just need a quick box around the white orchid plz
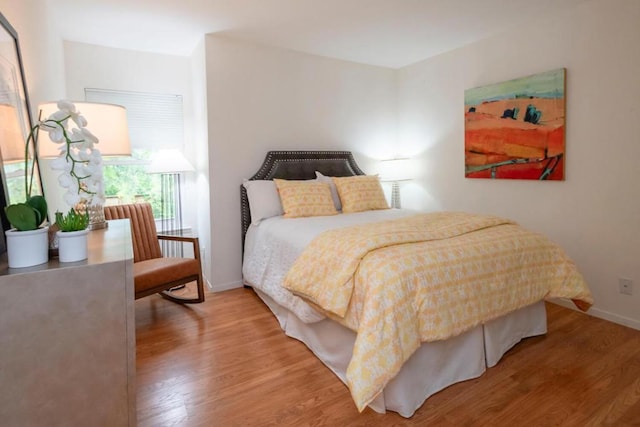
[39,119,66,143]
[80,127,98,146]
[56,99,88,129]
[70,127,98,150]
[50,154,72,171]
[57,173,74,188]
[63,191,82,207]
[39,100,104,209]
[88,149,102,164]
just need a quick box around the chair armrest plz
[157,234,198,243]
[157,235,201,260]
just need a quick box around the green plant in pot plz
[55,208,90,263]
[3,114,49,268]
[4,112,48,231]
[55,208,90,232]
[38,100,103,262]
[5,196,47,231]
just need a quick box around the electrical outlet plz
[619,278,633,296]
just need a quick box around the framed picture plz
[0,12,45,253]
[464,68,566,180]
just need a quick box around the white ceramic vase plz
[57,229,89,263]
[5,227,49,268]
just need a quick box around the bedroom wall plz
[397,0,640,328]
[189,38,212,288]
[205,35,397,291]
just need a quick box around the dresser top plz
[0,219,133,276]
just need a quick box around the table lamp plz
[146,148,194,256]
[0,104,27,163]
[379,158,412,209]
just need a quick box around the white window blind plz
[84,88,183,151]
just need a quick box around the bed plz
[240,150,592,418]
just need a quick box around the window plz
[84,89,184,220]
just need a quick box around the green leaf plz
[26,195,48,227]
[5,204,38,231]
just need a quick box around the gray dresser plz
[0,219,136,426]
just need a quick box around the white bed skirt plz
[254,288,547,418]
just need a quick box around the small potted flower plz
[4,116,49,268]
[55,208,90,262]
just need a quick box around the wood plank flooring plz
[135,288,640,426]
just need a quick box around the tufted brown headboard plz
[240,150,365,250]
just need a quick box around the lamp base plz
[391,181,401,209]
[88,219,108,230]
[75,201,108,230]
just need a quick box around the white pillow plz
[315,171,342,211]
[243,179,283,225]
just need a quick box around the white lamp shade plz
[379,158,412,182]
[0,103,27,162]
[37,102,131,158]
[146,148,194,174]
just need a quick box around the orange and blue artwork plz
[464,68,566,180]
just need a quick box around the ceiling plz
[47,0,588,69]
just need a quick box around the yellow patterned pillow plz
[332,175,389,213]
[274,179,338,218]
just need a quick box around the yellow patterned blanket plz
[283,212,592,412]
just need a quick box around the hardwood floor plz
[135,288,640,426]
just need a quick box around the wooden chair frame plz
[144,234,205,303]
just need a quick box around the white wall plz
[189,38,212,288]
[397,0,640,328]
[205,35,397,291]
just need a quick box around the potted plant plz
[4,100,103,267]
[40,100,103,224]
[55,208,90,262]
[39,100,103,256]
[4,120,49,268]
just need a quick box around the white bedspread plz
[242,209,418,323]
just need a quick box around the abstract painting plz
[464,68,566,180]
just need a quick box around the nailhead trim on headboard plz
[240,150,365,252]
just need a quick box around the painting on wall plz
[464,68,566,180]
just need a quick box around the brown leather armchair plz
[104,203,205,303]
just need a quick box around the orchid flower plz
[39,100,104,209]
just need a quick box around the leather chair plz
[104,203,205,303]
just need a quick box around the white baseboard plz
[210,280,244,293]
[549,299,640,331]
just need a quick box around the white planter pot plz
[5,227,49,268]
[57,229,89,263]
